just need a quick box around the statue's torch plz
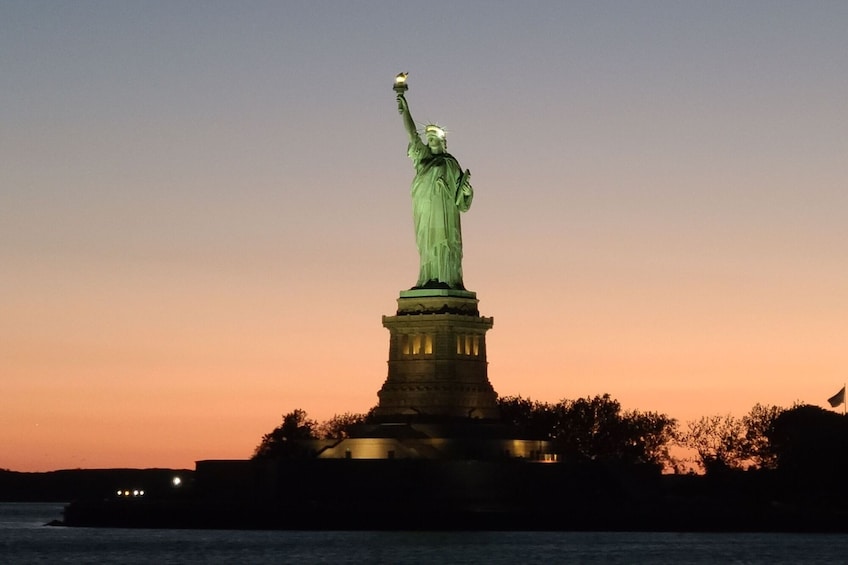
[394,73,408,114]
[393,72,409,94]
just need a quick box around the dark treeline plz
[248,396,848,529]
[253,395,848,485]
[497,394,675,468]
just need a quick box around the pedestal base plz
[374,289,499,420]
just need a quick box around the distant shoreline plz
[6,464,847,533]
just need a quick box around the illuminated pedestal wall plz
[310,289,554,460]
[373,289,500,420]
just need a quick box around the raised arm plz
[397,94,419,144]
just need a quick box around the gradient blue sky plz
[2,1,847,471]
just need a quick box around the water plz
[2,503,848,564]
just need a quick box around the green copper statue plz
[395,73,473,290]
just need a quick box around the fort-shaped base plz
[374,289,499,420]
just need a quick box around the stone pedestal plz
[374,289,499,420]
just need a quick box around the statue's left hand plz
[460,169,472,195]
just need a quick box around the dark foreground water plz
[2,503,848,564]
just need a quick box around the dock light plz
[172,476,182,487]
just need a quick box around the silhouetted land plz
[0,468,193,503]
[8,402,848,531]
[6,462,848,532]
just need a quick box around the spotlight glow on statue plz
[395,73,473,290]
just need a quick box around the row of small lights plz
[116,489,144,497]
[116,476,182,498]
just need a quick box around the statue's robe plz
[408,137,473,288]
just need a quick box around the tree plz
[677,404,787,474]
[617,409,678,468]
[678,414,749,473]
[497,396,560,440]
[252,409,318,459]
[497,394,678,468]
[553,395,621,461]
[553,394,677,468]
[742,403,784,469]
[316,412,368,440]
[766,404,848,484]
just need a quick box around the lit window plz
[402,334,433,355]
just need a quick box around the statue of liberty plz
[395,74,473,290]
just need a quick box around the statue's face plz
[426,133,445,153]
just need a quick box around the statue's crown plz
[425,124,446,139]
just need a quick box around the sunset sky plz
[2,1,846,472]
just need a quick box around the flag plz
[827,386,845,408]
